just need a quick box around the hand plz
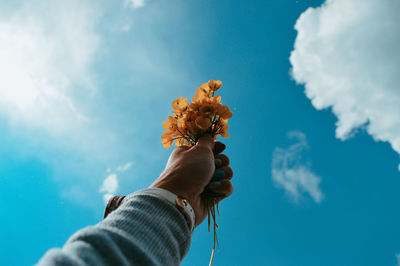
[150,135,234,227]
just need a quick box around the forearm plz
[37,189,192,266]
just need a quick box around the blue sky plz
[1,0,400,265]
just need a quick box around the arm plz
[37,136,233,266]
[38,190,191,266]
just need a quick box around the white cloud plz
[272,131,323,203]
[397,254,400,266]
[290,0,400,170]
[99,162,132,203]
[117,161,133,172]
[125,0,145,9]
[100,173,119,204]
[100,174,118,194]
[121,24,132,32]
[0,0,191,208]
[0,0,99,135]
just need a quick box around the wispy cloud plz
[0,0,99,136]
[290,0,400,170]
[117,162,134,172]
[0,0,190,208]
[125,0,145,9]
[0,1,123,208]
[397,254,400,266]
[271,131,323,203]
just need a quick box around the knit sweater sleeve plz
[37,189,192,266]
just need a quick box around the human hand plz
[150,135,233,227]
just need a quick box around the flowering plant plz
[161,80,232,265]
[161,80,232,149]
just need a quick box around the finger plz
[214,154,230,167]
[206,179,234,199]
[213,141,226,155]
[196,135,215,151]
[212,166,233,180]
[201,189,225,199]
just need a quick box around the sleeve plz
[37,189,192,266]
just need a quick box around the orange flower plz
[192,93,204,104]
[161,131,175,149]
[192,83,212,103]
[162,116,178,130]
[199,103,217,118]
[219,124,230,138]
[217,105,233,119]
[161,137,173,149]
[172,97,189,112]
[162,79,231,148]
[208,80,222,91]
[195,116,212,130]
[220,131,230,138]
[181,110,196,126]
[199,82,212,94]
[208,95,221,104]
[175,138,188,147]
[219,118,228,125]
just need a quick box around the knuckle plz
[215,154,230,166]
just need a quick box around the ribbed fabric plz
[37,189,192,266]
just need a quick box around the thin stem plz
[207,201,211,232]
[208,198,220,266]
[188,133,197,145]
[176,128,195,145]
[212,118,222,136]
[209,248,215,266]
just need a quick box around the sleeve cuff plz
[125,188,195,233]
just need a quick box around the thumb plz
[196,135,215,151]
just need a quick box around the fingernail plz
[208,181,221,189]
[213,170,225,180]
[215,159,222,167]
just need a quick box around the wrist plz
[150,172,199,208]
[144,187,195,233]
[150,182,201,226]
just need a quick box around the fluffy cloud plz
[100,162,133,203]
[0,0,99,135]
[100,174,119,204]
[272,131,323,203]
[290,0,400,170]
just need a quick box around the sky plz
[0,0,399,265]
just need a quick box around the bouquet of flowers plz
[161,80,232,265]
